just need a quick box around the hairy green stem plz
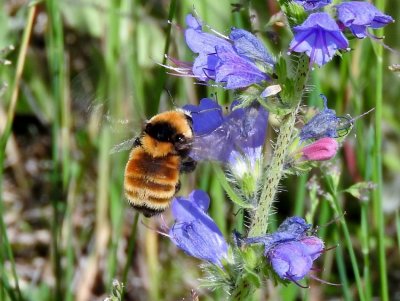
[249,55,309,237]
[249,109,298,237]
[230,54,309,300]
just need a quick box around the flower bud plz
[301,137,338,161]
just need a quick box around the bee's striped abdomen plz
[124,147,180,216]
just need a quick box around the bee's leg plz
[175,180,181,193]
[180,157,197,173]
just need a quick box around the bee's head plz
[141,111,193,157]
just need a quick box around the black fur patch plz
[145,121,177,142]
[131,204,165,217]
[180,157,197,173]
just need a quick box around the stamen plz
[287,275,309,288]
[309,274,341,286]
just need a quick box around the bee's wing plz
[109,138,139,154]
[190,126,232,162]
[71,69,145,153]
[190,104,268,163]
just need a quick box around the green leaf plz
[343,181,376,202]
[213,164,254,209]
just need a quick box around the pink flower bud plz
[301,137,338,161]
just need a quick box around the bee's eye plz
[175,134,185,143]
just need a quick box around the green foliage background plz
[0,0,399,300]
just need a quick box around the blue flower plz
[244,216,312,251]
[294,0,332,11]
[214,45,271,89]
[183,98,224,135]
[184,14,274,89]
[336,1,394,39]
[268,236,324,282]
[289,12,349,66]
[242,217,324,283]
[183,99,268,163]
[299,95,342,141]
[229,28,275,70]
[169,190,228,266]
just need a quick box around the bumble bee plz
[124,110,196,217]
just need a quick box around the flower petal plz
[299,95,340,140]
[336,2,394,38]
[289,13,349,66]
[187,100,268,162]
[294,0,332,11]
[184,14,231,54]
[192,53,218,81]
[215,46,269,89]
[229,28,275,67]
[268,241,313,281]
[169,219,227,266]
[183,98,224,135]
[300,236,324,260]
[169,190,228,266]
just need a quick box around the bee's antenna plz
[165,89,177,108]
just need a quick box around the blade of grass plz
[63,162,80,301]
[293,174,307,216]
[360,202,372,301]
[96,126,112,280]
[148,0,177,115]
[329,193,365,301]
[146,224,160,301]
[127,0,145,119]
[371,0,388,299]
[46,0,67,297]
[396,210,400,255]
[104,0,123,288]
[0,274,18,301]
[122,212,139,297]
[0,4,37,301]
[334,230,353,301]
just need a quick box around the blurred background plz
[0,0,399,300]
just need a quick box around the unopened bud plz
[301,137,338,161]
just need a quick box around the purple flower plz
[229,28,275,68]
[289,12,349,66]
[336,1,394,39]
[184,14,273,89]
[169,190,228,266]
[301,137,339,161]
[244,216,312,251]
[243,217,324,283]
[268,236,324,282]
[294,0,332,11]
[183,99,268,163]
[299,95,342,141]
[214,45,270,89]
